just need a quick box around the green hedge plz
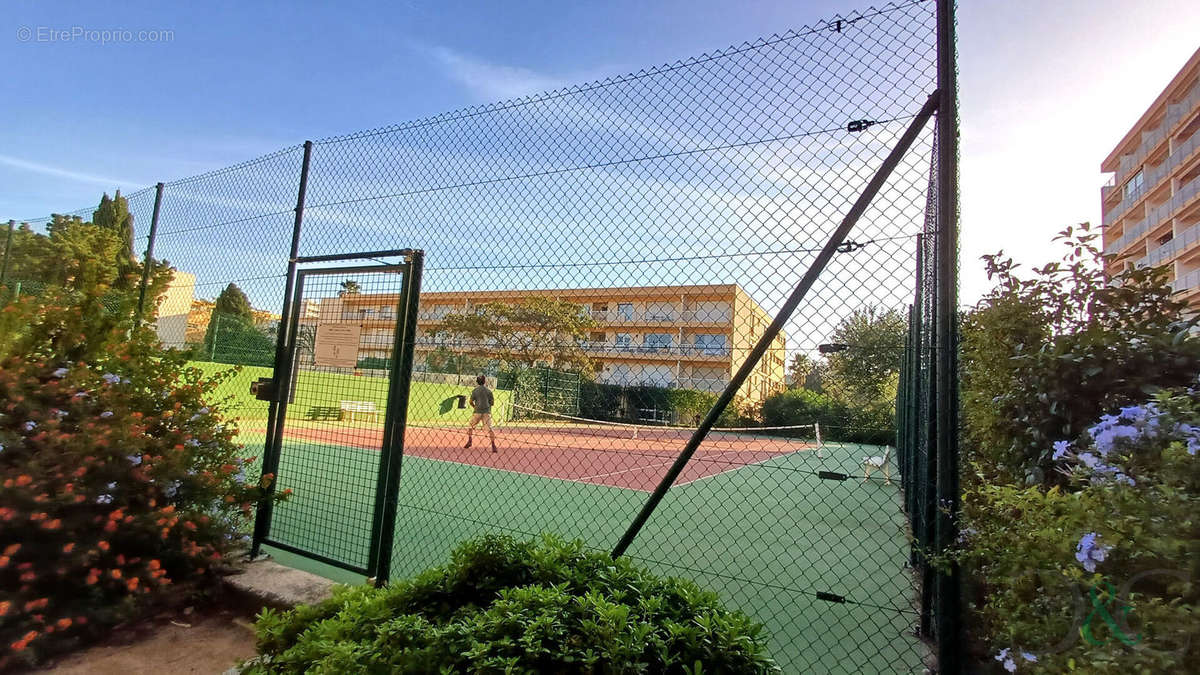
[760,388,893,445]
[579,381,744,427]
[247,535,778,673]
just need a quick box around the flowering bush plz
[957,389,1200,672]
[0,289,285,668]
[961,224,1200,486]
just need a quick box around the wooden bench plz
[340,400,381,423]
[307,406,342,421]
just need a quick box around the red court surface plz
[261,423,814,492]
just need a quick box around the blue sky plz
[3,0,1199,310]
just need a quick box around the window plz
[617,303,634,320]
[646,302,675,321]
[1124,170,1145,202]
[644,333,673,352]
[615,333,632,350]
[693,333,726,355]
[590,332,606,342]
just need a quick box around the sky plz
[2,0,1199,306]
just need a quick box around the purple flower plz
[1020,651,1037,663]
[73,391,88,399]
[52,409,67,419]
[52,367,69,378]
[1052,440,1070,460]
[165,480,182,498]
[102,373,120,385]
[1078,452,1100,469]
[100,411,114,419]
[1118,405,1149,422]
[126,454,143,466]
[96,494,113,505]
[994,648,1016,673]
[1075,532,1111,573]
[22,421,37,432]
[106,482,117,490]
[1090,424,1139,457]
[0,443,5,454]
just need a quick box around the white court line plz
[673,447,812,488]
[575,461,675,481]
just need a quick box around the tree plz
[440,298,597,374]
[786,352,826,391]
[93,189,135,265]
[1,195,173,317]
[822,305,906,405]
[339,279,361,297]
[203,283,272,364]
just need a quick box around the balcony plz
[1110,79,1200,188]
[585,309,731,325]
[1104,129,1200,228]
[1134,174,1200,268]
[581,342,731,360]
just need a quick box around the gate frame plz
[250,249,424,580]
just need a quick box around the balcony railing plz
[1134,173,1200,268]
[1110,79,1200,189]
[1105,129,1200,228]
[584,309,732,323]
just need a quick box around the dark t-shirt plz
[470,385,494,414]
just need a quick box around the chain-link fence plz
[3,0,962,671]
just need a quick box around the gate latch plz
[250,377,275,401]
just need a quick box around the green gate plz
[251,250,423,582]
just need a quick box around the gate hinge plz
[846,119,877,133]
[836,240,864,253]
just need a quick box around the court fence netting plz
[2,0,963,671]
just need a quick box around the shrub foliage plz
[248,535,778,673]
[0,287,283,668]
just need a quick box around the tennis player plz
[464,374,497,453]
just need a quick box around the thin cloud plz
[420,44,608,101]
[0,153,145,190]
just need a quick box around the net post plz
[814,422,824,458]
[611,92,940,560]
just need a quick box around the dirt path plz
[41,608,257,675]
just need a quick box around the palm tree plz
[338,279,361,297]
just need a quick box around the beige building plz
[152,269,196,348]
[1101,47,1200,307]
[316,284,787,404]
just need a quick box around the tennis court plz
[242,407,923,672]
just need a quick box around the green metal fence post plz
[134,183,165,324]
[0,220,14,285]
[934,0,962,671]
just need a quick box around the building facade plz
[316,284,787,404]
[1101,48,1200,306]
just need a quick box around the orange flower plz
[160,528,169,540]
[19,572,35,582]
[3,544,19,556]
[74,494,86,503]
[72,467,87,478]
[85,571,99,586]
[98,541,110,551]
[110,569,122,579]
[43,519,62,530]
[126,578,138,591]
[116,554,126,565]
[56,618,72,630]
[109,509,124,521]
[148,559,161,570]
[0,556,9,569]
[104,520,117,533]
[63,543,75,554]
[183,521,197,531]
[161,505,176,514]
[0,601,9,616]
[15,475,32,487]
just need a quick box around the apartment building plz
[316,284,787,404]
[1101,47,1200,307]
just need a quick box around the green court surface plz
[188,362,512,424]
[251,431,926,673]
